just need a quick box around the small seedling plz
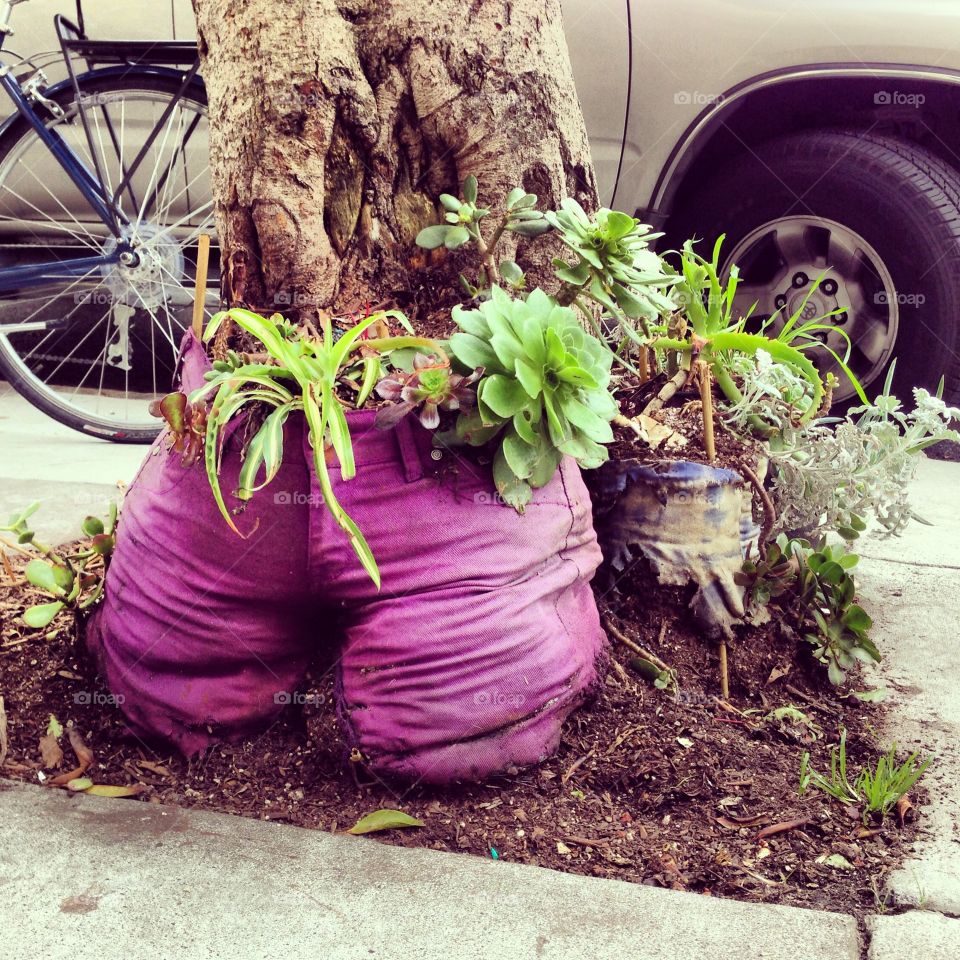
[1,501,117,628]
[799,729,930,822]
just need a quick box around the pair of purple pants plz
[86,332,607,784]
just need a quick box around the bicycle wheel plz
[0,71,217,442]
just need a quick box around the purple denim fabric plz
[86,331,607,783]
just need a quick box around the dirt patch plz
[0,540,923,921]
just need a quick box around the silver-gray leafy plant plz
[768,373,960,540]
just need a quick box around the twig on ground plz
[785,682,838,716]
[562,748,596,784]
[0,535,34,559]
[561,835,611,849]
[602,615,671,674]
[0,695,7,767]
[642,368,689,416]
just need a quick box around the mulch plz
[0,347,930,920]
[0,532,924,920]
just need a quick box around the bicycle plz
[0,0,214,442]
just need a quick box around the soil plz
[0,533,924,920]
[0,347,928,919]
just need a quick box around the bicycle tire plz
[0,70,213,442]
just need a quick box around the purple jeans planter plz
[87,332,608,783]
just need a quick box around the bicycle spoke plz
[0,81,212,435]
[0,179,103,252]
[134,104,184,231]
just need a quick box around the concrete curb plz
[0,780,861,960]
[867,911,960,959]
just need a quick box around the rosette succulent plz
[448,286,619,510]
[374,354,482,430]
[546,198,676,325]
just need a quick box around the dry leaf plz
[636,414,687,451]
[556,841,572,855]
[66,777,93,792]
[84,784,145,798]
[137,760,171,778]
[346,809,424,835]
[38,734,63,769]
[67,726,94,770]
[49,729,95,786]
[755,818,809,840]
[715,813,772,830]
[896,794,914,825]
[766,665,791,685]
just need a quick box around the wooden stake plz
[719,639,730,701]
[637,346,650,383]
[191,234,211,338]
[699,360,716,463]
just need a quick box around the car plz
[565,0,960,403]
[12,0,960,407]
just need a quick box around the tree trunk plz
[191,0,597,329]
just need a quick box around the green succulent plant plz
[2,501,117,628]
[447,286,619,510]
[546,198,677,326]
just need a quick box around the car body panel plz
[615,0,960,214]
[9,1,960,219]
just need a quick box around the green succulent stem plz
[573,298,643,378]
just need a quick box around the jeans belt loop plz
[394,417,425,483]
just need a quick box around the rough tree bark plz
[191,0,597,327]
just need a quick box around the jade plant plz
[739,534,878,684]
[441,286,619,509]
[1,501,117,628]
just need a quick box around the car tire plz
[667,130,960,407]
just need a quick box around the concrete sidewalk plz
[0,389,145,543]
[0,779,860,960]
[2,388,960,959]
[855,459,960,923]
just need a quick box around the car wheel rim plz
[724,216,899,402]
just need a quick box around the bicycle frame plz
[0,0,202,302]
